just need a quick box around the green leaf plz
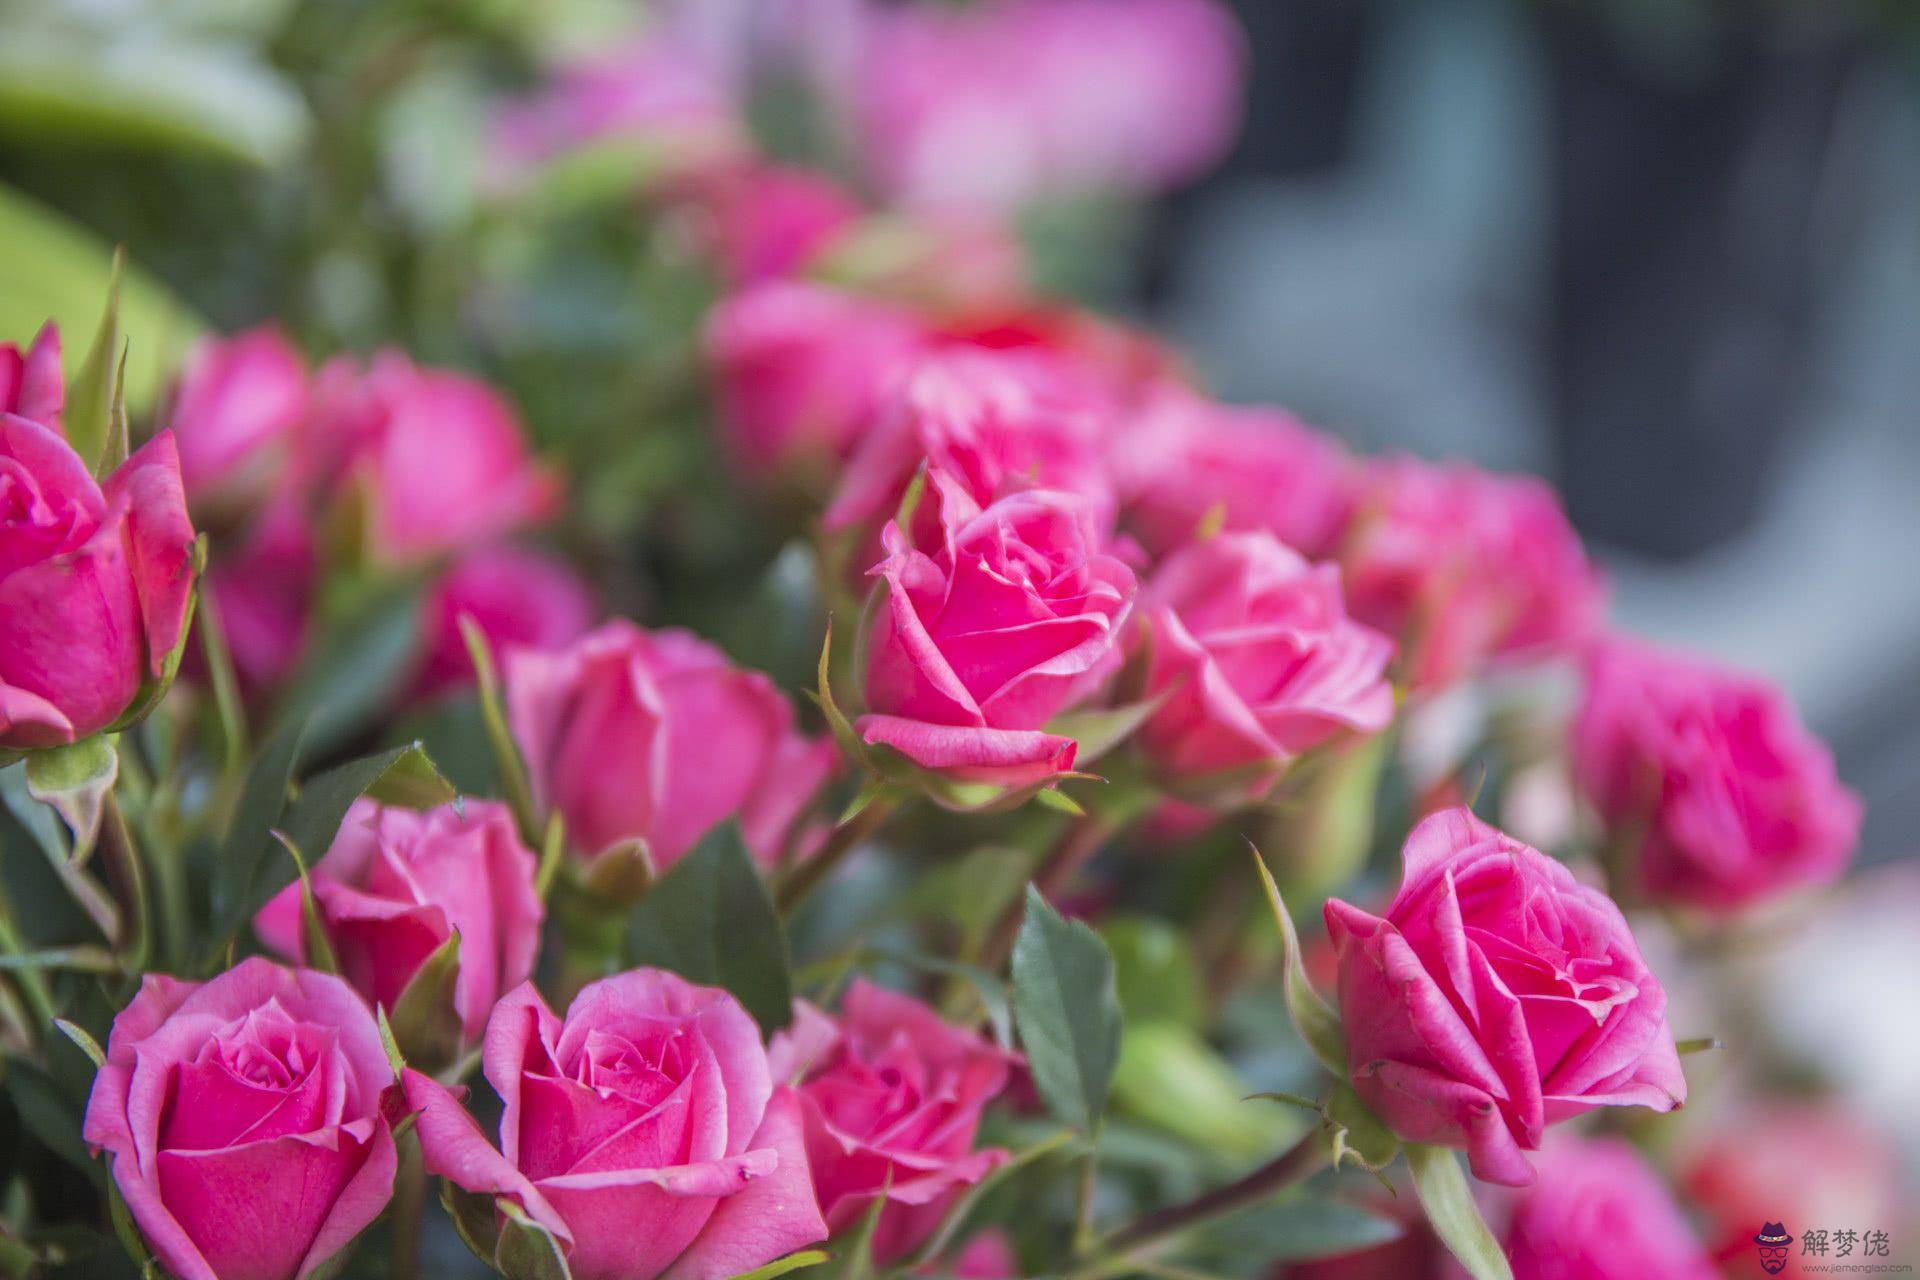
[62,247,122,472]
[1324,1080,1400,1175]
[1032,787,1086,817]
[23,735,118,859]
[726,1252,832,1280]
[1197,1196,1404,1262]
[194,584,249,772]
[1262,730,1390,901]
[1406,1144,1513,1280]
[363,744,459,812]
[440,1183,503,1269]
[1104,916,1205,1030]
[272,830,337,974]
[1109,1023,1302,1160]
[460,614,538,841]
[1011,885,1120,1134]
[281,744,449,873]
[1674,1036,1723,1055]
[268,578,427,754]
[495,1200,572,1280]
[6,1058,97,1185]
[54,1017,105,1068]
[815,622,863,767]
[205,719,306,956]
[624,822,793,1033]
[388,927,465,1074]
[1249,842,1345,1076]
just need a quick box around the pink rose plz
[770,980,1014,1264]
[82,958,399,1280]
[1114,389,1355,558]
[507,620,838,867]
[304,353,560,567]
[203,496,317,694]
[402,970,827,1280]
[414,544,596,699]
[937,1231,1019,1278]
[1139,531,1394,794]
[1572,637,1861,914]
[254,798,543,1047]
[705,281,923,477]
[2,413,196,749]
[168,326,308,509]
[0,321,62,424]
[684,164,863,286]
[1341,458,1604,690]
[1324,808,1686,1186]
[1475,1136,1716,1280]
[858,475,1137,787]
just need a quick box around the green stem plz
[978,811,1112,975]
[0,896,57,1044]
[1094,1128,1329,1259]
[775,797,898,916]
[1072,1125,1103,1256]
[390,1128,425,1280]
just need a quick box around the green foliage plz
[1407,1144,1514,1280]
[1011,886,1121,1134]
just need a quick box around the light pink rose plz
[2,410,196,749]
[82,958,399,1280]
[402,970,827,1280]
[254,798,543,1047]
[936,1231,1019,1278]
[704,281,923,477]
[1139,531,1394,794]
[1572,637,1861,914]
[1472,1136,1717,1280]
[1324,808,1686,1186]
[858,474,1136,787]
[770,980,1014,1264]
[0,321,63,424]
[202,496,317,694]
[1341,458,1604,689]
[1114,389,1355,558]
[506,620,838,866]
[414,545,597,699]
[684,164,863,286]
[168,326,308,508]
[303,353,560,567]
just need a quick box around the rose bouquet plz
[0,2,1905,1279]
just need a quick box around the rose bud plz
[82,958,399,1280]
[1467,1135,1717,1280]
[402,970,827,1280]
[1573,637,1861,915]
[858,473,1137,788]
[253,798,543,1052]
[1324,807,1687,1186]
[201,496,317,695]
[1139,531,1394,799]
[0,321,63,423]
[1340,458,1603,690]
[1114,389,1355,559]
[413,545,596,700]
[166,326,308,514]
[770,980,1015,1264]
[705,281,924,480]
[507,620,839,868]
[2,415,196,750]
[303,353,560,568]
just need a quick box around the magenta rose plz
[686,165,863,286]
[1139,531,1394,795]
[1472,1136,1717,1280]
[858,474,1137,787]
[770,980,1014,1264]
[1341,458,1603,690]
[1324,808,1686,1186]
[0,321,62,424]
[705,280,923,478]
[303,353,559,567]
[414,545,596,699]
[402,970,826,1280]
[1115,388,1355,558]
[507,620,838,867]
[2,410,196,749]
[167,326,308,509]
[82,958,399,1280]
[1572,637,1861,914]
[253,798,543,1047]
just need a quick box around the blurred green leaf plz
[1249,844,1345,1076]
[1104,915,1205,1030]
[23,735,118,860]
[726,1253,831,1280]
[388,926,464,1075]
[1012,886,1120,1134]
[63,248,122,473]
[495,1200,572,1280]
[1110,1023,1302,1160]
[1407,1145,1513,1280]
[268,579,427,754]
[1195,1195,1403,1263]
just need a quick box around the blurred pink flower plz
[203,497,317,695]
[683,164,863,286]
[414,544,596,699]
[167,326,308,511]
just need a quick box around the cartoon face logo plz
[1754,1222,1794,1275]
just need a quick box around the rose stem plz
[1093,1128,1330,1260]
[775,795,899,915]
[390,1130,426,1280]
[977,811,1113,975]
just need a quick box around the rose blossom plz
[1139,531,1394,795]
[858,473,1136,787]
[1472,1136,1717,1280]
[506,620,838,867]
[414,545,597,699]
[303,353,560,567]
[1113,388,1355,558]
[402,970,826,1280]
[770,980,1015,1263]
[705,281,923,477]
[1324,807,1686,1186]
[2,399,196,749]
[254,798,543,1047]
[82,958,399,1280]
[1340,457,1603,690]
[1572,637,1861,914]
[684,164,863,286]
[0,321,62,423]
[167,325,308,509]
